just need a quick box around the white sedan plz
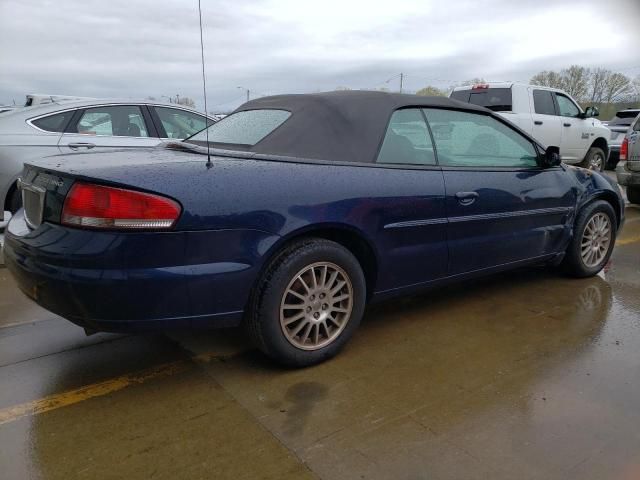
[0,98,215,213]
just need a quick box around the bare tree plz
[530,70,565,89]
[416,86,447,97]
[588,68,609,103]
[602,72,633,103]
[632,75,640,103]
[531,66,636,106]
[559,65,590,101]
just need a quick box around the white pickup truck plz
[450,83,610,171]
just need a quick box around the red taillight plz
[620,137,628,161]
[472,84,489,90]
[62,182,181,229]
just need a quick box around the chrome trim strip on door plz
[448,206,574,223]
[383,206,573,229]
[384,218,448,229]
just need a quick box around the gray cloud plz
[0,0,638,111]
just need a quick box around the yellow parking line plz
[616,235,640,246]
[3,231,636,426]
[0,360,189,426]
[0,351,222,426]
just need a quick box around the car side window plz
[423,109,538,168]
[533,90,556,115]
[154,107,208,139]
[555,94,580,118]
[376,109,435,165]
[31,111,75,132]
[72,106,149,137]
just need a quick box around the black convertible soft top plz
[230,91,491,164]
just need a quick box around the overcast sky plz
[1,0,638,111]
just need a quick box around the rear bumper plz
[616,165,640,187]
[4,210,279,332]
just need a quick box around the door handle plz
[68,142,96,149]
[455,191,479,206]
[563,123,571,127]
[534,120,543,125]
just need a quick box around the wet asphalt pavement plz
[0,205,638,480]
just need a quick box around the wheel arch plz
[589,137,609,158]
[257,223,379,300]
[579,191,623,229]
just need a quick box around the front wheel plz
[579,147,605,172]
[627,186,640,205]
[561,200,616,277]
[246,239,366,367]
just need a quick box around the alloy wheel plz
[589,152,603,171]
[280,261,353,350]
[580,212,611,268]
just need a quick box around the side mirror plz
[584,106,599,118]
[543,146,561,167]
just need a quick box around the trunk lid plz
[17,144,217,228]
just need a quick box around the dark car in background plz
[616,112,640,204]
[4,91,625,366]
[603,108,640,169]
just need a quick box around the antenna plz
[197,0,212,168]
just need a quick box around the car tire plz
[561,200,616,278]
[246,238,366,367]
[8,186,22,214]
[579,147,605,172]
[627,186,640,205]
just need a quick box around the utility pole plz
[237,86,250,102]
[400,73,404,94]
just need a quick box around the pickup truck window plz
[533,90,556,116]
[450,88,512,112]
[423,109,538,168]
[555,94,580,118]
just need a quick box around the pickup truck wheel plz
[627,186,640,205]
[246,238,366,367]
[579,147,605,172]
[561,200,616,278]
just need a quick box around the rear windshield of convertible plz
[187,109,290,146]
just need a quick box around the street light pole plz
[237,86,250,102]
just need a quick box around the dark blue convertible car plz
[5,91,624,366]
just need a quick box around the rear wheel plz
[627,186,640,205]
[561,200,616,277]
[579,147,605,172]
[246,238,366,367]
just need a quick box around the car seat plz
[127,123,141,137]
[466,133,499,156]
